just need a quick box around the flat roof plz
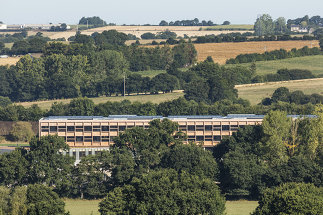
[40,114,316,121]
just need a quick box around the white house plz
[290,24,308,33]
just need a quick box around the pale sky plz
[1,0,323,25]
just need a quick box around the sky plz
[1,0,323,25]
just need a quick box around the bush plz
[0,96,12,107]
[252,182,323,215]
[9,122,34,142]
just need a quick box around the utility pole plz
[123,73,126,98]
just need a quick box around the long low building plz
[38,114,313,160]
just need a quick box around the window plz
[196,136,204,141]
[213,136,221,141]
[188,135,195,141]
[196,125,204,131]
[239,125,245,129]
[213,125,221,131]
[231,125,239,131]
[76,126,83,132]
[179,125,187,131]
[58,126,66,132]
[93,126,101,132]
[110,126,118,131]
[76,136,83,142]
[102,126,109,132]
[84,126,92,132]
[67,126,75,132]
[50,126,57,132]
[102,136,109,142]
[205,135,212,141]
[119,126,126,131]
[205,125,212,131]
[188,125,195,131]
[84,136,92,142]
[222,125,230,131]
[41,126,49,132]
[67,136,75,142]
[93,136,101,142]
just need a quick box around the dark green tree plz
[68,97,95,116]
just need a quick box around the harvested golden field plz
[195,40,320,64]
[0,57,20,66]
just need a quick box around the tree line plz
[159,18,217,26]
[0,110,322,214]
[226,46,322,64]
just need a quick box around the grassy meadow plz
[64,199,258,215]
[15,91,184,110]
[135,69,166,78]
[236,78,323,105]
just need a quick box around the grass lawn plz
[0,139,29,147]
[236,78,323,105]
[16,91,185,110]
[250,55,323,76]
[64,199,101,215]
[135,69,166,78]
[226,200,258,215]
[64,199,258,215]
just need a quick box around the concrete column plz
[76,149,80,161]
[69,149,73,157]
[92,148,96,155]
[85,148,89,156]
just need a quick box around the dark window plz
[67,136,74,142]
[102,126,109,131]
[84,136,92,142]
[76,136,83,142]
[205,125,212,131]
[41,126,49,132]
[239,125,245,129]
[213,125,221,131]
[50,126,57,132]
[67,126,75,132]
[110,126,118,131]
[84,126,92,132]
[222,125,230,131]
[79,151,86,158]
[93,126,101,132]
[205,135,212,141]
[119,126,126,131]
[58,126,66,132]
[93,136,101,142]
[179,125,187,131]
[196,125,204,131]
[231,125,239,131]
[102,136,109,142]
[76,126,83,132]
[213,136,221,141]
[188,125,195,131]
[196,136,204,141]
[144,125,149,129]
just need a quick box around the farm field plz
[236,78,323,105]
[135,69,166,78]
[201,24,254,30]
[15,91,185,110]
[64,199,258,215]
[194,40,320,63]
[246,55,323,76]
[0,56,20,66]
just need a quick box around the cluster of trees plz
[214,109,323,198]
[0,184,67,215]
[261,87,323,106]
[159,18,217,26]
[252,68,316,83]
[226,46,321,64]
[0,110,322,213]
[195,33,316,44]
[287,15,323,29]
[140,30,177,39]
[79,16,107,26]
[254,14,290,36]
[48,23,68,32]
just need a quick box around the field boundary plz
[235,78,323,88]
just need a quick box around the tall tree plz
[254,14,274,36]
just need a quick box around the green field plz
[64,199,258,215]
[237,78,323,105]
[247,55,323,76]
[135,70,166,78]
[16,91,184,110]
[202,24,254,30]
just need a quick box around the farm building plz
[290,24,308,33]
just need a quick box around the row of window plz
[41,124,245,133]
[63,135,226,143]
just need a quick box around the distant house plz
[0,24,7,30]
[290,24,308,33]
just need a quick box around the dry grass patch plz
[0,57,20,66]
[195,40,319,64]
[236,78,323,105]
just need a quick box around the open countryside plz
[236,78,323,105]
[194,40,319,63]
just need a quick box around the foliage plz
[0,96,12,107]
[79,16,107,26]
[9,122,34,142]
[159,18,216,26]
[252,183,323,215]
[99,169,226,215]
